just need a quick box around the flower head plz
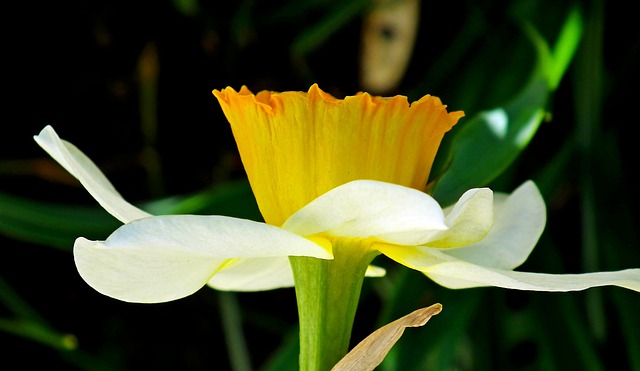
[33,85,640,305]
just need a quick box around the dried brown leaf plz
[332,303,443,371]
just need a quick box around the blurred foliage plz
[2,0,639,370]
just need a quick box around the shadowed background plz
[2,0,639,370]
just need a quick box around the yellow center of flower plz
[213,84,463,226]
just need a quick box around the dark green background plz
[2,0,638,370]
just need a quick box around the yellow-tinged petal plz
[208,257,386,292]
[377,245,640,292]
[213,84,463,226]
[283,180,447,246]
[425,187,494,248]
[207,257,296,291]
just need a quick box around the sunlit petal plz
[441,180,546,269]
[282,180,447,245]
[425,187,493,248]
[34,125,150,223]
[75,215,332,303]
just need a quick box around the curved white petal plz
[34,125,150,223]
[74,215,331,303]
[426,188,494,247]
[441,181,546,270]
[378,245,640,292]
[208,257,296,291]
[282,180,447,245]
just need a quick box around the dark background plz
[2,0,639,370]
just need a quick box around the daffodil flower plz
[35,84,640,371]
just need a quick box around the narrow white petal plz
[425,262,640,292]
[74,215,331,303]
[283,180,447,245]
[34,125,150,223]
[378,245,640,292]
[442,181,546,270]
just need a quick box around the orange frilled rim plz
[213,84,464,226]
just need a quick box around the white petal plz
[208,259,386,292]
[365,265,387,277]
[425,188,494,247]
[34,125,150,223]
[208,257,296,291]
[441,181,546,270]
[282,180,447,245]
[74,215,331,303]
[426,261,640,292]
[378,245,640,292]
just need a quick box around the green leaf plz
[527,6,583,90]
[0,180,261,250]
[0,192,119,250]
[259,329,300,371]
[0,276,77,351]
[430,76,548,206]
[0,275,118,369]
[430,7,582,206]
[290,0,369,58]
[143,179,261,220]
[0,317,77,351]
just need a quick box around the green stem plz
[290,238,379,371]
